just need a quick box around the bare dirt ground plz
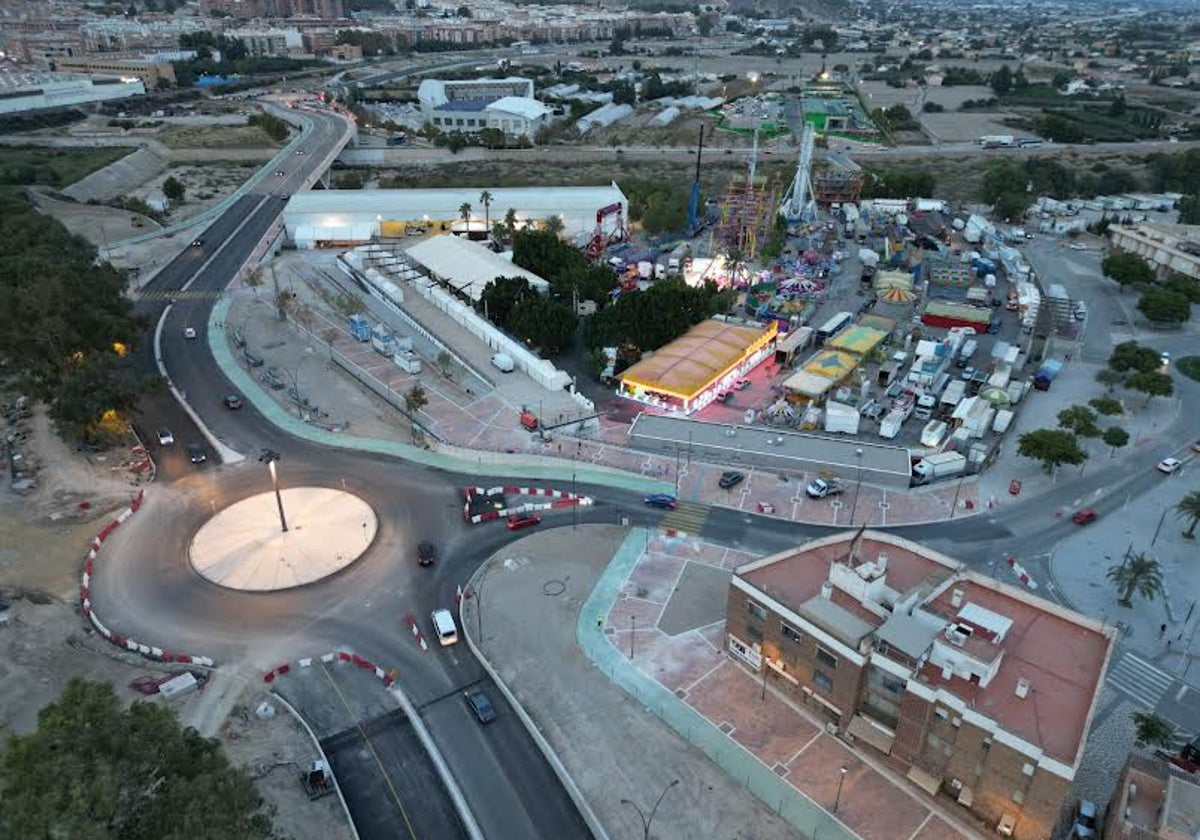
[0,404,351,840]
[132,162,260,222]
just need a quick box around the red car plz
[506,513,541,531]
[1072,508,1097,525]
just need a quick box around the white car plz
[1158,457,1182,475]
[156,428,174,446]
[1068,243,1087,251]
[184,327,197,339]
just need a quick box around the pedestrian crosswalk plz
[137,289,223,301]
[1106,651,1176,710]
[659,501,709,536]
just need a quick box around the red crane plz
[586,202,627,259]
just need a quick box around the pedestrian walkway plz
[659,501,710,535]
[1105,650,1177,711]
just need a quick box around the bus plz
[815,311,854,347]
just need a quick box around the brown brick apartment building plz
[1103,754,1200,840]
[726,531,1114,840]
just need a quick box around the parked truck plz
[911,451,967,484]
[1032,359,1063,391]
[348,314,371,342]
[491,353,515,373]
[879,408,906,440]
[824,401,860,435]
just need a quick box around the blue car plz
[644,493,678,509]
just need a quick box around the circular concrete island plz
[189,487,377,592]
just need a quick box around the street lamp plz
[258,449,289,533]
[833,766,848,814]
[621,779,679,840]
[848,448,864,526]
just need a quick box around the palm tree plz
[504,207,517,240]
[1107,552,1163,607]
[1175,490,1200,539]
[479,190,493,239]
[458,202,472,236]
[544,214,564,236]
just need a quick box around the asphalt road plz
[118,105,599,840]
[110,89,1200,839]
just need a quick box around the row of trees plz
[860,168,936,200]
[1102,253,1197,324]
[0,191,155,442]
[1016,341,1175,474]
[585,277,734,357]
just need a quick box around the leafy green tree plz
[1016,428,1088,473]
[478,275,534,329]
[0,192,150,440]
[509,296,577,356]
[1138,287,1192,323]
[1102,252,1155,287]
[1178,194,1200,224]
[1163,273,1200,304]
[1096,368,1125,391]
[1057,405,1101,437]
[1088,396,1123,416]
[503,207,518,240]
[1132,711,1175,748]
[1102,425,1129,456]
[162,175,185,202]
[1107,552,1163,607]
[991,64,1013,96]
[0,679,276,839]
[1126,369,1174,405]
[1108,341,1161,374]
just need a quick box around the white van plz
[431,609,458,646]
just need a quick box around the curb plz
[270,690,362,840]
[459,560,612,840]
[80,489,216,667]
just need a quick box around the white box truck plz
[911,451,966,484]
[824,401,860,435]
[879,409,906,440]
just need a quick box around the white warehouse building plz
[283,185,628,249]
[417,77,551,138]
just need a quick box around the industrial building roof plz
[620,319,775,398]
[404,235,548,302]
[487,96,552,120]
[802,349,859,380]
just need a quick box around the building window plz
[813,670,833,693]
[816,647,838,669]
[781,623,802,644]
[747,601,767,621]
[1011,789,1024,805]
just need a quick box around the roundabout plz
[188,486,377,592]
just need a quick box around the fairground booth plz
[618,319,777,413]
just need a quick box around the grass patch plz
[158,124,282,149]
[0,146,134,188]
[1176,356,1200,382]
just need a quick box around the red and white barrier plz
[463,485,593,525]
[1005,554,1039,590]
[81,489,216,667]
[264,649,397,687]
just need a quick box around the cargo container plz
[824,401,861,435]
[912,451,967,483]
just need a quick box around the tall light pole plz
[833,766,848,814]
[621,779,679,840]
[848,448,864,526]
[258,449,289,533]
